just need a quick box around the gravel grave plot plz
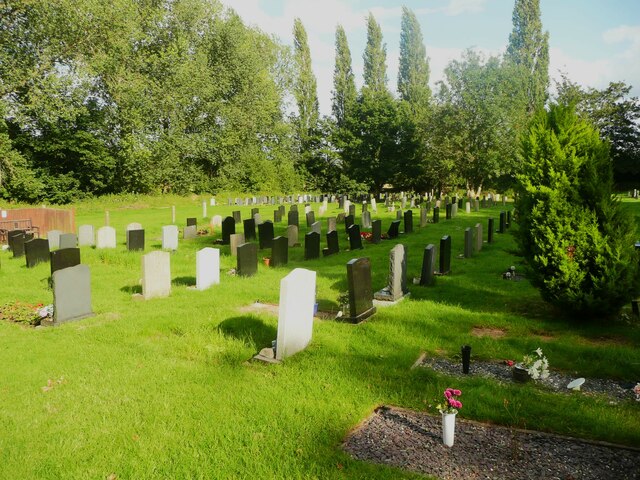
[344,406,640,480]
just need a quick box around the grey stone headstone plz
[50,248,81,277]
[420,208,427,228]
[253,213,262,226]
[288,210,299,227]
[127,229,145,251]
[362,211,372,229]
[221,217,235,245]
[451,203,458,217]
[243,218,256,241]
[78,225,95,247]
[465,202,471,214]
[258,221,274,249]
[162,225,179,250]
[344,257,376,323]
[475,199,480,212]
[337,213,345,224]
[59,233,77,250]
[311,221,322,235]
[306,211,315,227]
[420,244,436,286]
[142,250,171,299]
[52,264,93,324]
[323,230,339,257]
[464,228,473,258]
[349,204,356,217]
[348,224,363,250]
[96,226,116,249]
[375,244,407,301]
[229,233,245,256]
[126,222,143,231]
[396,210,403,220]
[304,231,320,260]
[403,210,413,233]
[287,225,299,247]
[251,207,259,218]
[47,230,62,250]
[439,235,451,275]
[274,210,282,223]
[183,225,197,240]
[327,217,337,233]
[371,220,381,244]
[25,238,50,268]
[237,243,258,277]
[475,223,483,252]
[232,211,241,224]
[271,236,288,267]
[290,204,298,212]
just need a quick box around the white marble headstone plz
[211,215,222,229]
[196,247,220,290]
[126,222,143,231]
[96,226,116,249]
[78,225,95,247]
[47,230,62,250]
[162,225,179,250]
[142,251,171,300]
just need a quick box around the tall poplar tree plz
[397,6,430,105]
[363,13,387,93]
[293,18,319,138]
[331,25,356,128]
[505,0,549,113]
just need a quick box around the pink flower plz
[456,401,463,409]
[453,389,461,396]
[448,398,456,407]
[505,360,514,367]
[444,390,452,398]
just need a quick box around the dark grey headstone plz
[186,217,197,228]
[126,229,145,251]
[59,233,77,249]
[251,208,259,218]
[237,243,258,277]
[488,218,494,243]
[499,212,506,233]
[464,227,473,258]
[387,220,400,239]
[344,258,376,323]
[7,229,26,252]
[420,208,427,228]
[337,213,345,224]
[396,210,403,220]
[439,235,451,275]
[232,211,241,224]
[271,236,288,267]
[279,205,286,217]
[258,221,274,249]
[25,238,50,268]
[404,210,413,233]
[306,211,315,227]
[288,210,299,227]
[344,214,354,233]
[221,216,236,245]
[433,206,440,224]
[371,220,382,244]
[507,210,512,228]
[304,231,320,260]
[274,210,282,223]
[349,204,356,217]
[374,244,407,301]
[50,248,81,277]
[323,230,339,257]
[290,204,298,212]
[348,224,363,250]
[420,244,436,286]
[10,231,33,258]
[243,218,256,241]
[446,203,452,220]
[52,264,93,324]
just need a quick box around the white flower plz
[535,347,543,357]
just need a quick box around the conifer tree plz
[293,18,319,136]
[397,6,430,106]
[331,25,356,128]
[363,13,387,93]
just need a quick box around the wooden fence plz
[0,207,75,242]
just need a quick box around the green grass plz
[1,195,639,479]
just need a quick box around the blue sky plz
[220,0,640,115]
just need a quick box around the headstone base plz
[373,292,410,307]
[252,347,281,364]
[373,288,410,303]
[339,306,377,324]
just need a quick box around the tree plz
[363,13,387,93]
[505,0,549,113]
[397,7,430,106]
[331,25,357,128]
[515,104,639,318]
[292,18,319,139]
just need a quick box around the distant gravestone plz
[10,231,32,258]
[403,210,413,234]
[362,211,372,229]
[271,236,288,267]
[464,228,473,258]
[258,221,274,249]
[274,210,282,223]
[288,210,299,227]
[446,204,452,220]
[337,213,345,224]
[52,264,93,324]
[343,258,376,323]
[439,235,451,275]
[229,233,245,256]
[475,223,483,252]
[59,233,77,250]
[304,231,320,260]
[211,215,222,231]
[348,224,363,250]
[419,244,436,286]
[311,221,322,235]
[371,220,382,244]
[237,243,258,277]
[451,203,458,217]
[349,204,356,217]
[290,204,298,212]
[507,210,512,228]
[374,244,408,302]
[433,207,440,224]
[126,222,143,231]
[127,229,145,251]
[306,211,315,228]
[221,217,235,245]
[499,212,506,233]
[142,250,171,299]
[327,217,337,233]
[251,207,259,218]
[47,230,62,250]
[387,220,400,239]
[287,225,299,247]
[465,202,471,214]
[162,225,179,250]
[488,218,495,243]
[396,210,403,220]
[275,268,317,361]
[253,213,262,226]
[232,211,241,224]
[420,208,427,228]
[50,248,81,277]
[25,238,50,268]
[186,217,197,228]
[323,230,339,257]
[196,247,220,290]
[244,218,256,241]
[344,214,354,233]
[183,225,197,240]
[78,225,95,247]
[96,226,116,249]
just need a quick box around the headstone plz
[229,233,245,256]
[52,264,93,324]
[237,243,258,277]
[210,197,216,206]
[251,207,259,218]
[371,220,382,244]
[362,211,372,229]
[274,268,316,361]
[451,203,458,217]
[96,226,116,249]
[127,229,145,251]
[311,221,322,235]
[258,221,274,249]
[271,236,288,267]
[50,248,81,276]
[465,202,471,214]
[47,230,62,250]
[507,210,512,228]
[253,213,262,226]
[343,258,376,323]
[371,198,377,212]
[488,218,494,243]
[439,235,451,275]
[186,217,197,228]
[274,210,282,223]
[323,230,340,256]
[420,208,427,228]
[396,210,403,220]
[10,231,32,258]
[464,228,473,258]
[474,199,480,212]
[304,231,320,260]
[304,205,311,215]
[78,225,95,247]
[243,218,256,241]
[59,233,77,249]
[196,247,220,290]
[162,225,179,250]
[475,223,483,252]
[232,211,241,224]
[344,214,354,233]
[403,210,413,233]
[499,212,506,233]
[348,204,356,217]
[211,215,222,230]
[290,204,298,212]
[348,224,363,250]
[419,244,436,286]
[142,251,171,299]
[171,206,175,223]
[287,225,299,247]
[306,211,315,227]
[387,220,400,239]
[288,210,299,227]
[327,217,337,233]
[446,203,452,220]
[337,213,345,224]
[24,238,50,268]
[183,225,197,240]
[221,217,235,245]
[374,244,408,301]
[126,222,143,231]
[433,207,440,224]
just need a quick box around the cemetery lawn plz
[1,195,639,479]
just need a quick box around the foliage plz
[0,301,50,326]
[331,25,357,129]
[515,104,640,318]
[363,14,387,93]
[397,7,431,106]
[292,18,319,144]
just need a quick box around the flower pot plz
[512,364,531,383]
[263,257,271,267]
[441,412,457,447]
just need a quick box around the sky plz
[218,0,640,115]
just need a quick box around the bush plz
[515,104,640,318]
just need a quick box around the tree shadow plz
[120,284,142,294]
[173,276,195,287]
[217,315,277,349]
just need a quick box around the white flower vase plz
[442,412,457,447]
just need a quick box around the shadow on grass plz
[120,284,142,294]
[173,276,195,286]
[218,315,276,349]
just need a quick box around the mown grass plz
[1,194,639,479]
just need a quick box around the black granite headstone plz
[232,211,241,224]
[488,218,494,243]
[464,228,473,258]
[25,238,50,268]
[258,221,274,249]
[186,217,197,227]
[433,207,440,224]
[10,231,33,258]
[237,243,258,277]
[243,218,256,241]
[7,229,26,252]
[439,235,451,275]
[344,257,376,323]
[499,212,506,233]
[344,214,354,233]
[50,248,81,276]
[404,210,413,233]
[446,203,452,220]
[271,236,288,267]
[288,210,299,227]
[323,230,340,256]
[290,204,298,212]
[506,210,512,228]
[221,216,236,245]
[348,224,363,250]
[371,220,382,244]
[304,231,320,260]
[306,211,315,227]
[420,244,436,286]
[126,229,145,251]
[387,220,400,239]
[349,204,356,217]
